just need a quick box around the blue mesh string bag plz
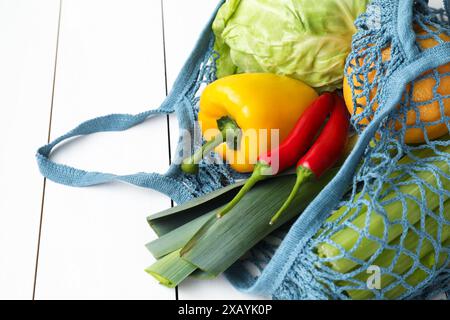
[227,0,450,300]
[36,0,450,299]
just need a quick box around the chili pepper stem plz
[217,162,272,218]
[181,117,240,174]
[270,166,314,225]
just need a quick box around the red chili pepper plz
[217,93,335,218]
[269,94,350,225]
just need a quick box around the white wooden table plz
[0,0,262,300]
[1,0,446,301]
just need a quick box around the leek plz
[318,145,450,273]
[343,199,450,299]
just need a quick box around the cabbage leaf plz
[213,0,368,92]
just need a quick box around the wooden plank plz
[0,0,60,299]
[34,0,174,299]
[162,0,264,300]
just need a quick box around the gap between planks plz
[32,0,63,300]
[160,0,178,301]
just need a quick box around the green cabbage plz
[212,0,368,92]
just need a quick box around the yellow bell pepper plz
[181,73,318,173]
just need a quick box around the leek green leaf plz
[181,170,339,276]
[147,180,245,236]
[145,250,197,288]
[146,212,216,259]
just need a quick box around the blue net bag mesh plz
[216,0,450,300]
[172,0,450,299]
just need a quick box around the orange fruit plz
[343,26,450,144]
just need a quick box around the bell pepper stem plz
[270,166,313,225]
[181,134,224,174]
[217,162,272,218]
[181,117,240,174]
